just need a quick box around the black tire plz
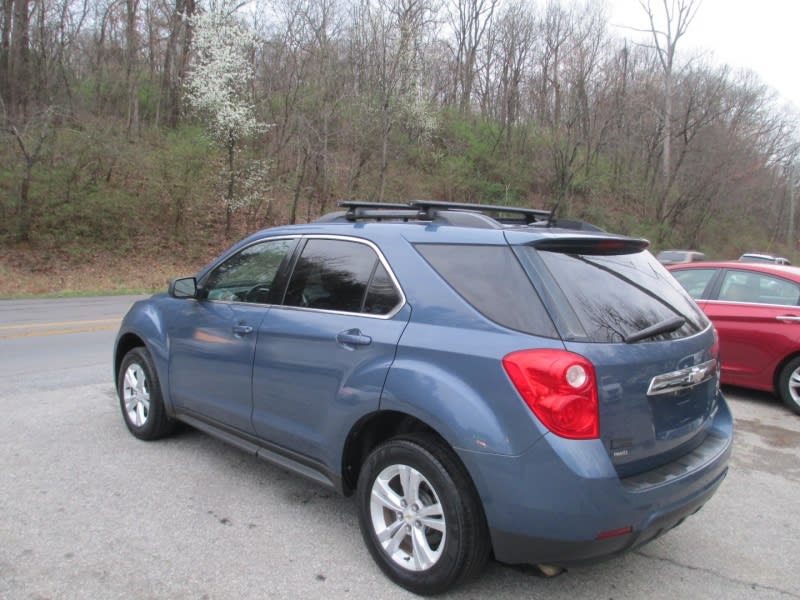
[117,347,175,440]
[356,433,489,595]
[777,356,800,415]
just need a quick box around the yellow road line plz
[0,318,120,331]
[0,323,120,340]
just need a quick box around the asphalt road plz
[1,296,799,599]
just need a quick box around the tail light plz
[503,349,599,439]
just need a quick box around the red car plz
[668,261,800,414]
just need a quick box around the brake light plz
[502,349,600,439]
[710,329,720,360]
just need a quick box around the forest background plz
[1,0,798,296]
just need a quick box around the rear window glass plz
[415,244,558,337]
[521,248,709,343]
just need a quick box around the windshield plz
[517,247,709,343]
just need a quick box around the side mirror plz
[168,277,198,299]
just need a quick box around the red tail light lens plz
[503,349,599,439]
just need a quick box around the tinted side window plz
[671,268,718,299]
[415,243,558,337]
[364,263,401,315]
[203,239,294,303]
[284,239,385,313]
[719,270,800,305]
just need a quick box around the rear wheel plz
[356,434,489,595]
[118,347,175,440]
[778,356,800,415]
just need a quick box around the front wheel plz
[356,434,489,595]
[778,356,800,415]
[118,347,175,440]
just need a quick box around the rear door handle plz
[776,316,800,323]
[336,329,372,348]
[232,324,254,336]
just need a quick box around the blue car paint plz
[114,218,733,568]
[169,299,270,432]
[251,303,412,470]
[459,398,731,564]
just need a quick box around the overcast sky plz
[606,0,800,111]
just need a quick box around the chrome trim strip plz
[705,298,800,309]
[647,358,717,396]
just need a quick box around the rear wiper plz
[624,316,686,344]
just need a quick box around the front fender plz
[114,295,174,414]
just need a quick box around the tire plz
[356,433,489,595]
[118,347,175,440]
[778,356,800,415]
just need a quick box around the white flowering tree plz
[185,3,265,235]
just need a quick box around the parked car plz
[115,201,732,594]
[656,249,706,265]
[738,252,791,265]
[669,260,800,414]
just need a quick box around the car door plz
[251,236,410,465]
[168,237,297,431]
[704,268,800,390]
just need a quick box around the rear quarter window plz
[671,268,718,299]
[415,243,558,337]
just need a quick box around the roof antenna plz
[547,203,559,227]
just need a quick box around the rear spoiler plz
[529,237,650,256]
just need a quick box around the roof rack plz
[337,200,428,222]
[410,200,552,225]
[325,200,558,229]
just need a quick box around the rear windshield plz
[518,247,709,343]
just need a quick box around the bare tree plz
[637,0,700,180]
[448,0,496,112]
[5,108,57,241]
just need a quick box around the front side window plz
[283,239,401,315]
[718,270,800,305]
[203,239,295,303]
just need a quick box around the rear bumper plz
[458,396,733,566]
[489,464,727,565]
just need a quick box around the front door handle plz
[336,329,372,348]
[776,316,800,323]
[233,324,254,336]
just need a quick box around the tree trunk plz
[10,0,31,119]
[1,0,13,106]
[126,0,140,136]
[16,162,33,242]
[226,133,235,237]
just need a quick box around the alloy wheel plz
[368,463,446,571]
[123,362,150,427]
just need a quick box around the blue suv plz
[114,201,732,594]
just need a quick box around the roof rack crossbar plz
[335,199,560,227]
[408,200,552,224]
[339,201,412,210]
[337,201,429,222]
